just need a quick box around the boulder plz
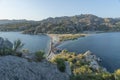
[0,37,13,49]
[65,61,72,76]
[0,37,4,48]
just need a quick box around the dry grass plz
[48,34,88,42]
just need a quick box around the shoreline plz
[46,33,92,60]
[47,33,89,46]
[47,33,109,72]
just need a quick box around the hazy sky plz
[0,0,120,20]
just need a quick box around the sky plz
[0,0,120,20]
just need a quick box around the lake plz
[0,32,50,53]
[58,32,120,72]
[1,32,120,72]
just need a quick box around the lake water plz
[1,32,120,72]
[0,32,50,53]
[58,32,120,72]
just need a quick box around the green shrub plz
[102,73,115,80]
[55,58,66,72]
[13,39,24,52]
[35,50,45,61]
[12,39,24,57]
[70,74,99,80]
[70,74,103,80]
[0,47,13,56]
[115,69,120,80]
[0,39,24,57]
[73,65,92,75]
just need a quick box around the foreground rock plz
[0,37,13,49]
[0,56,69,80]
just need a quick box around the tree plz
[12,39,24,56]
[13,39,24,52]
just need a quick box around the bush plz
[35,51,45,61]
[102,73,115,80]
[54,58,66,72]
[15,52,22,57]
[0,39,24,57]
[12,39,24,57]
[73,65,92,75]
[70,73,105,80]
[115,69,120,80]
[51,50,117,80]
[70,74,101,80]
[70,72,115,80]
[0,47,13,56]
[13,39,24,52]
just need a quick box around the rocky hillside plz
[1,14,120,33]
[0,56,69,80]
[23,14,120,34]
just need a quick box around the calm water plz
[1,32,120,72]
[0,32,50,53]
[58,32,120,72]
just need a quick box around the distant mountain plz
[0,19,39,31]
[23,14,120,34]
[1,14,120,33]
[0,19,28,25]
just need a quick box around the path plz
[46,34,59,60]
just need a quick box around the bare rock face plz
[65,61,72,76]
[0,56,69,80]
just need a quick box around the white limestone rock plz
[0,56,69,80]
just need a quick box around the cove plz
[58,32,120,72]
[0,32,50,53]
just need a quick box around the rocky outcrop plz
[0,37,13,49]
[65,61,72,76]
[0,56,69,80]
[22,14,120,34]
[83,51,100,70]
[83,50,98,62]
[83,51,107,72]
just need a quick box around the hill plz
[0,20,39,31]
[1,14,120,33]
[22,14,120,34]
